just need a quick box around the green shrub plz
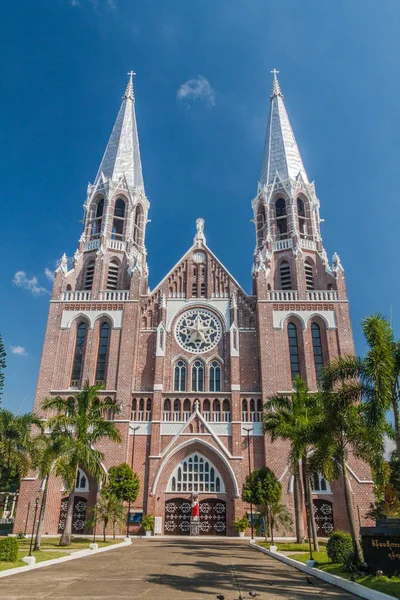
[0,537,19,562]
[16,531,25,539]
[327,531,353,563]
[142,515,155,531]
[233,517,248,532]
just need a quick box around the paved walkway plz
[1,539,358,599]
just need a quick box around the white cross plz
[271,68,279,77]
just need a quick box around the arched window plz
[222,399,230,422]
[305,261,314,290]
[111,199,126,241]
[311,472,331,493]
[297,198,307,237]
[163,399,171,421]
[257,203,267,247]
[131,398,137,421]
[280,261,292,290]
[95,323,110,384]
[288,323,300,381]
[209,361,221,392]
[146,398,152,421]
[242,399,248,422]
[311,323,324,379]
[138,398,145,421]
[133,204,144,245]
[167,453,225,493]
[71,322,87,387]
[92,199,104,239]
[276,198,288,239]
[249,399,256,422]
[192,361,204,392]
[203,399,211,421]
[174,360,186,391]
[75,468,89,491]
[212,399,221,422]
[257,399,263,421]
[106,261,119,290]
[173,399,181,421]
[84,261,95,290]
[183,398,191,420]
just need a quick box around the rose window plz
[175,309,222,354]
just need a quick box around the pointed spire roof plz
[260,70,308,186]
[94,72,144,190]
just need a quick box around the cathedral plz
[14,71,374,538]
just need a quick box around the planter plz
[269,545,278,552]
[89,543,98,551]
[145,530,152,537]
[238,531,245,538]
[22,556,36,566]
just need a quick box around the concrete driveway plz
[1,538,358,599]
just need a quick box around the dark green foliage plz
[142,515,155,531]
[327,532,354,563]
[107,463,140,503]
[0,333,6,403]
[342,551,359,573]
[0,537,18,562]
[16,531,25,539]
[389,452,400,494]
[242,467,281,507]
[233,517,248,532]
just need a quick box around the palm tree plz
[316,361,387,564]
[269,500,293,544]
[262,376,320,550]
[0,409,41,489]
[43,381,121,546]
[95,492,126,541]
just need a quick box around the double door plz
[164,498,226,535]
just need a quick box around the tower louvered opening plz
[280,261,292,290]
[107,261,119,290]
[305,261,314,290]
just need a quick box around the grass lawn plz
[258,540,327,552]
[287,550,400,599]
[0,549,69,572]
[16,536,119,551]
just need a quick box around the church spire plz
[94,72,144,190]
[260,70,308,186]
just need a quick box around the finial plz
[193,217,206,246]
[332,252,344,273]
[270,68,283,100]
[123,71,136,101]
[56,253,68,274]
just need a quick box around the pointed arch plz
[174,359,187,392]
[91,197,104,239]
[209,360,221,392]
[256,202,267,248]
[192,360,204,392]
[275,197,288,239]
[150,438,240,497]
[95,321,110,384]
[70,320,88,387]
[133,203,144,246]
[111,197,126,241]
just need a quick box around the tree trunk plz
[301,457,319,552]
[293,471,305,544]
[34,475,49,551]
[392,390,400,458]
[113,521,116,540]
[342,457,363,563]
[59,465,78,547]
[59,487,75,546]
[103,524,106,543]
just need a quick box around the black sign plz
[361,530,400,577]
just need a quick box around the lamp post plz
[243,426,254,542]
[28,498,39,557]
[24,502,31,537]
[126,425,140,538]
[93,502,98,544]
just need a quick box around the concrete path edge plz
[0,538,132,579]
[250,542,396,600]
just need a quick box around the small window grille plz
[280,262,292,290]
[107,261,119,290]
[174,360,186,391]
[84,262,95,290]
[305,262,314,290]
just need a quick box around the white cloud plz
[13,271,49,296]
[45,268,55,282]
[177,75,216,107]
[10,346,28,356]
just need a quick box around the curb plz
[0,538,132,579]
[250,543,396,600]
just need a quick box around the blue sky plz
[1,0,400,412]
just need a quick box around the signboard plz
[361,532,400,576]
[154,516,163,535]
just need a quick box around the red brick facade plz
[13,74,374,538]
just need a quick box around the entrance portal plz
[58,496,87,534]
[164,498,226,535]
[313,499,334,536]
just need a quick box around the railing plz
[222,411,230,422]
[307,290,338,301]
[62,291,92,301]
[300,238,317,251]
[84,239,100,251]
[107,239,126,252]
[173,411,181,422]
[183,411,191,421]
[203,411,211,421]
[98,291,130,301]
[267,290,299,302]
[211,293,229,298]
[168,292,186,299]
[273,239,292,251]
[163,411,171,421]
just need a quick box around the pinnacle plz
[123,71,135,101]
[270,68,283,100]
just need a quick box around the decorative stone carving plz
[332,252,344,273]
[175,308,222,354]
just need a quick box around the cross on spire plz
[270,68,283,99]
[123,71,136,101]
